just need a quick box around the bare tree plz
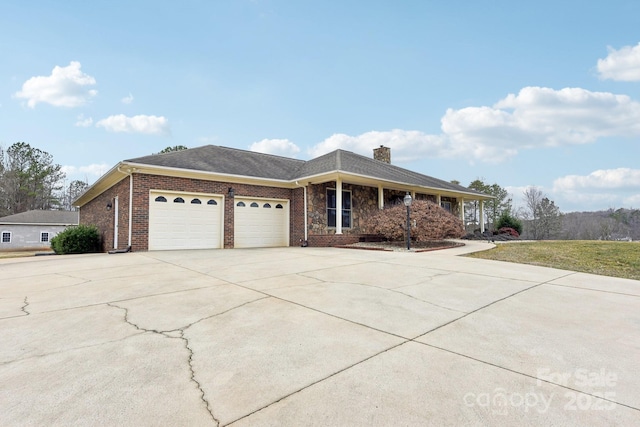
[522,186,562,239]
[59,179,89,211]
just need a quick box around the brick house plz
[74,145,491,252]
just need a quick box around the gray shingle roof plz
[0,210,79,225]
[297,150,482,194]
[125,145,487,197]
[126,145,305,181]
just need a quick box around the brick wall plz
[79,177,130,252]
[307,234,361,247]
[80,173,309,252]
[82,173,446,251]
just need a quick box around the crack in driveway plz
[107,302,220,426]
[21,297,30,316]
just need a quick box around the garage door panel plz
[149,191,223,250]
[234,198,289,248]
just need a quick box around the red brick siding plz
[79,177,130,252]
[130,174,304,251]
[307,234,361,247]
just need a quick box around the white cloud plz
[14,61,97,108]
[308,129,447,162]
[623,194,640,206]
[308,87,640,164]
[62,163,110,178]
[75,114,93,127]
[96,114,170,135]
[121,93,134,104]
[552,168,640,211]
[197,136,218,144]
[553,168,640,191]
[597,42,640,82]
[250,138,301,157]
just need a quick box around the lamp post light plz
[403,192,412,250]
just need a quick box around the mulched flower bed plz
[337,240,464,252]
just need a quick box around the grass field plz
[0,249,54,259]
[465,240,640,281]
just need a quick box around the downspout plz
[295,181,308,242]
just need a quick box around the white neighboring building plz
[0,210,79,250]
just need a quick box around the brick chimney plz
[373,145,391,163]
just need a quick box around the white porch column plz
[436,194,441,207]
[336,178,343,234]
[479,200,485,232]
[378,184,384,210]
[460,198,465,223]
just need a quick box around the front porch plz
[302,179,488,245]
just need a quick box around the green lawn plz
[465,240,640,281]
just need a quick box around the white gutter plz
[122,162,294,186]
[296,170,495,200]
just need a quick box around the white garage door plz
[148,191,223,250]
[234,197,289,248]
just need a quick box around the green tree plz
[466,178,512,230]
[0,142,65,215]
[158,145,188,154]
[495,211,523,235]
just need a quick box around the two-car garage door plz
[148,191,289,250]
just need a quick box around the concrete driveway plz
[1,242,639,426]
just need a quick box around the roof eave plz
[295,170,494,200]
[122,162,299,188]
[73,163,129,207]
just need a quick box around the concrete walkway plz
[1,242,639,426]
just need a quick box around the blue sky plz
[1,0,639,212]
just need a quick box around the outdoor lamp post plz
[403,192,412,250]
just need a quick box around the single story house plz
[74,145,492,252]
[0,210,79,250]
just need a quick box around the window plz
[1,231,10,243]
[441,201,452,212]
[275,204,283,209]
[207,199,218,205]
[236,201,246,207]
[155,196,167,202]
[191,198,202,204]
[173,197,185,203]
[41,232,49,243]
[327,189,352,228]
[263,203,271,208]
[250,202,259,208]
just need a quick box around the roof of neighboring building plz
[0,210,79,225]
[125,145,487,197]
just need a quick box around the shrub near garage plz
[50,224,101,254]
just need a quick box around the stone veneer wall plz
[307,182,379,236]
